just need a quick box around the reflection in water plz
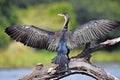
[0,62,120,80]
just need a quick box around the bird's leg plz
[54,55,70,74]
[65,49,71,73]
[66,52,70,61]
[64,63,71,74]
[63,53,70,74]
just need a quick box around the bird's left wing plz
[5,25,59,51]
[66,20,120,49]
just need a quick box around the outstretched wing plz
[5,25,59,51]
[66,19,120,49]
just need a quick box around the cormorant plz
[5,12,120,67]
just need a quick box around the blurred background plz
[0,0,120,80]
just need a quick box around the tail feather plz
[52,54,69,65]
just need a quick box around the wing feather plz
[5,25,59,51]
[66,19,120,49]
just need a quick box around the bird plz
[5,12,120,67]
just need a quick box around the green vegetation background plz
[0,0,120,68]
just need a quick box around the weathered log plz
[19,37,120,80]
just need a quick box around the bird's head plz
[58,12,69,21]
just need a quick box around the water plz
[0,62,120,80]
[0,68,32,80]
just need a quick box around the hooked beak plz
[57,13,64,17]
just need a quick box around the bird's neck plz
[63,17,69,31]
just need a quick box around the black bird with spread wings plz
[5,13,120,67]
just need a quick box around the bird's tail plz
[52,54,69,65]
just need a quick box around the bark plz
[19,37,120,80]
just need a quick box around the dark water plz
[0,62,120,80]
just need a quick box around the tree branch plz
[19,37,120,80]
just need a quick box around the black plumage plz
[5,13,120,66]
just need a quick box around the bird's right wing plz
[5,25,59,51]
[66,20,120,49]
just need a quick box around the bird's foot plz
[55,63,70,74]
[58,64,70,74]
[64,64,71,74]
